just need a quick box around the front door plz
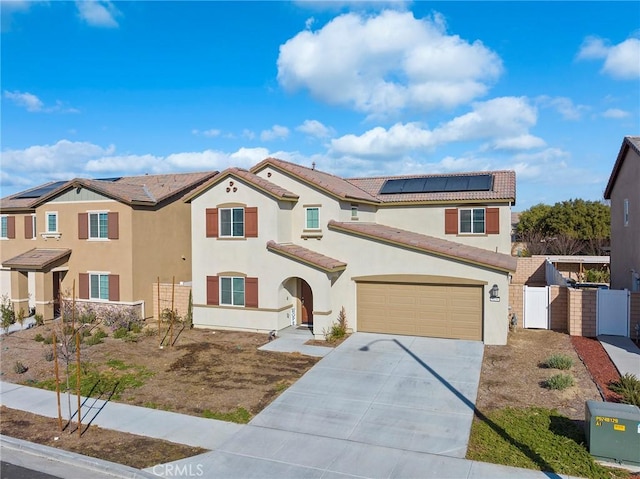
[300,280,313,326]
[52,271,61,317]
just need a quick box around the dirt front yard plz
[476,329,603,420]
[0,324,320,418]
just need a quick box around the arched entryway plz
[299,278,313,327]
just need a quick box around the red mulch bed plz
[571,336,623,402]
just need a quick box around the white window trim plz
[219,276,245,307]
[88,271,110,301]
[88,210,110,241]
[0,215,8,240]
[219,207,245,238]
[41,211,61,239]
[459,207,486,235]
[624,199,629,227]
[304,207,321,231]
[31,214,37,240]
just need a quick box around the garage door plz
[357,282,483,340]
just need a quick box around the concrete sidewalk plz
[0,381,242,450]
[258,325,333,357]
[598,335,640,377]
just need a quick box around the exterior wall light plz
[489,284,500,301]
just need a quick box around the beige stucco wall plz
[192,174,512,344]
[609,147,640,291]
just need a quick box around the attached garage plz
[356,276,484,341]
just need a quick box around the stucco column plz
[34,271,54,320]
[10,270,29,316]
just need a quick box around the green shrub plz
[609,373,640,406]
[113,327,129,339]
[34,333,45,342]
[0,294,15,333]
[544,373,574,390]
[324,306,348,343]
[43,334,53,345]
[86,329,107,346]
[14,361,28,374]
[542,354,574,370]
[44,350,54,362]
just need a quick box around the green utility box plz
[585,400,640,466]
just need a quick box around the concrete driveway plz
[155,333,489,479]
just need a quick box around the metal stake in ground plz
[53,331,63,432]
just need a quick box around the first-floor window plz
[305,207,320,229]
[220,277,244,306]
[0,216,7,238]
[460,208,485,234]
[90,273,109,300]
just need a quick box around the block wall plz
[508,284,524,328]
[567,288,597,337]
[549,285,567,332]
[152,283,192,324]
[512,257,547,285]
[631,292,640,341]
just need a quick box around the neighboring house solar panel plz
[380,174,493,194]
[96,177,122,182]
[14,181,67,199]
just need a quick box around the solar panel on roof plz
[95,177,122,182]
[379,174,493,195]
[15,181,68,199]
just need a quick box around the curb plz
[0,434,159,478]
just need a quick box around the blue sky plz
[1,1,638,210]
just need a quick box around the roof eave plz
[266,243,347,273]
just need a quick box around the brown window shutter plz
[245,207,258,238]
[206,208,219,238]
[24,216,33,239]
[79,273,90,299]
[78,213,88,239]
[445,209,458,234]
[108,275,120,301]
[245,277,258,308]
[7,216,15,239]
[108,212,119,239]
[206,276,219,305]
[486,208,500,234]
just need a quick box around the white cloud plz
[490,135,546,151]
[296,119,335,138]
[260,125,290,141]
[4,90,44,112]
[602,108,630,119]
[192,129,221,137]
[3,90,79,113]
[577,36,640,80]
[277,10,502,115]
[330,96,538,157]
[242,129,256,140]
[536,95,588,121]
[76,1,120,28]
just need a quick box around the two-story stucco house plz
[187,158,517,345]
[0,172,217,320]
[604,136,640,292]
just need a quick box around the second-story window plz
[46,212,58,233]
[459,208,485,234]
[0,216,8,239]
[220,207,244,237]
[31,214,37,239]
[305,207,320,229]
[89,212,108,239]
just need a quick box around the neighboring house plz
[0,172,217,320]
[187,158,517,345]
[604,136,640,292]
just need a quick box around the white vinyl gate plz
[597,289,630,336]
[524,286,550,329]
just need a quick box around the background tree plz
[516,199,610,256]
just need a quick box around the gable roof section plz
[185,168,299,203]
[251,158,380,204]
[347,170,516,204]
[604,136,640,199]
[2,248,71,270]
[266,241,347,273]
[328,220,517,273]
[1,172,218,211]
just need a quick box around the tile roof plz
[251,158,380,203]
[328,221,517,273]
[2,248,71,270]
[1,172,218,211]
[266,241,347,273]
[347,170,516,204]
[604,136,640,199]
[185,168,299,202]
